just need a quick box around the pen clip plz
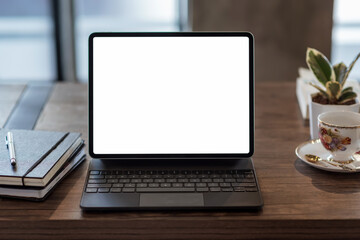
[5,135,8,147]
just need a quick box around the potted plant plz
[306,48,360,139]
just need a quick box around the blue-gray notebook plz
[0,129,82,186]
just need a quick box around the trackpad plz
[140,193,204,207]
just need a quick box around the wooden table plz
[1,82,360,240]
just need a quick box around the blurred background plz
[0,0,359,83]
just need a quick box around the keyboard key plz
[213,179,224,183]
[85,188,97,193]
[105,175,117,179]
[98,188,110,193]
[210,187,221,192]
[149,183,160,188]
[210,174,220,178]
[170,170,179,175]
[201,178,212,183]
[208,183,219,187]
[234,187,246,192]
[159,170,168,175]
[129,175,139,179]
[135,170,144,175]
[119,179,130,183]
[192,170,202,175]
[100,170,111,175]
[196,183,207,187]
[221,174,232,178]
[136,188,195,193]
[131,179,141,183]
[245,187,258,192]
[146,170,157,175]
[242,179,255,183]
[219,183,231,187]
[196,187,209,192]
[136,183,147,188]
[141,175,151,179]
[112,183,124,188]
[88,179,106,184]
[176,175,186,179]
[238,183,257,187]
[143,179,153,183]
[166,179,177,183]
[204,170,213,175]
[107,179,118,183]
[123,188,135,193]
[160,183,171,188]
[124,170,134,175]
[124,183,136,188]
[244,172,254,179]
[89,175,104,179]
[172,183,183,187]
[110,188,122,193]
[184,183,195,187]
[233,174,244,179]
[181,170,190,175]
[190,179,200,183]
[154,179,165,183]
[178,179,188,183]
[225,178,236,183]
[90,170,100,175]
[87,184,112,188]
[221,188,233,192]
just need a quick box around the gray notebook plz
[0,148,86,200]
[0,129,81,186]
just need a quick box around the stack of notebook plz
[0,129,86,201]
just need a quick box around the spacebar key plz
[137,188,195,193]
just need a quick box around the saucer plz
[295,139,360,173]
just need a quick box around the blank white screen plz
[93,36,250,154]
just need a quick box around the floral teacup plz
[318,111,360,162]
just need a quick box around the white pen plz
[5,132,16,166]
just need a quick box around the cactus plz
[306,48,359,104]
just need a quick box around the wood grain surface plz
[1,82,360,239]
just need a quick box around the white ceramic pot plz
[308,93,360,139]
